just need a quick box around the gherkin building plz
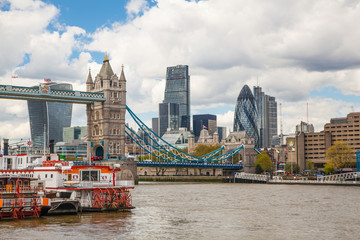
[233,85,259,147]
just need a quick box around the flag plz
[113,169,115,186]
[203,125,207,129]
[11,76,18,78]
[16,180,20,194]
[44,78,51,82]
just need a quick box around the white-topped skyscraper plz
[162,65,190,131]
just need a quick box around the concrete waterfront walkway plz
[234,171,360,186]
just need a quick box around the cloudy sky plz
[1,0,360,141]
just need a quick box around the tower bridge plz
[0,55,258,174]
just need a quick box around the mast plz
[280,103,283,145]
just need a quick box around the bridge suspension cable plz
[125,105,244,163]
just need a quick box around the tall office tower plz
[27,82,73,147]
[193,114,217,141]
[233,85,259,147]
[217,126,227,142]
[253,86,278,148]
[159,102,180,137]
[163,65,190,130]
[152,118,159,135]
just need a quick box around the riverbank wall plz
[138,175,224,182]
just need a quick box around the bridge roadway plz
[137,161,243,169]
[0,84,106,104]
[72,160,242,169]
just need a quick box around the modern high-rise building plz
[27,82,73,147]
[193,114,217,141]
[152,118,159,136]
[159,102,180,137]
[63,126,87,142]
[233,85,259,147]
[253,86,277,148]
[217,126,227,142]
[163,65,190,130]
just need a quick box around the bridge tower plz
[86,54,126,161]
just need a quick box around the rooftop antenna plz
[280,103,283,145]
[351,106,354,112]
[306,102,309,123]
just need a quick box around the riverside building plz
[295,112,360,170]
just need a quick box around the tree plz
[306,160,315,171]
[255,164,263,174]
[255,152,272,173]
[325,141,354,172]
[324,161,335,174]
[193,144,222,158]
[285,163,300,174]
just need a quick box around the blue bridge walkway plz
[137,161,243,169]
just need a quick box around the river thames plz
[1,183,360,240]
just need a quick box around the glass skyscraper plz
[233,85,259,147]
[163,65,190,130]
[27,82,73,147]
[193,114,217,141]
[253,86,277,147]
[159,102,180,137]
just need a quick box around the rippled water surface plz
[1,183,360,240]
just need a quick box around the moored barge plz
[0,174,51,220]
[0,154,135,215]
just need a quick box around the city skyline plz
[1,0,360,140]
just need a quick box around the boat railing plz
[0,185,45,194]
[42,161,70,167]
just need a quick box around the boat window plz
[45,174,47,178]
[51,174,53,178]
[80,170,99,181]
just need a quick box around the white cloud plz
[16,26,88,81]
[0,0,58,76]
[125,0,149,18]
[217,110,234,133]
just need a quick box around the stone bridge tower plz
[86,54,126,161]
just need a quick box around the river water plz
[1,183,360,240]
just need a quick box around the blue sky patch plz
[310,86,360,102]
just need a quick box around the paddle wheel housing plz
[91,187,133,210]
